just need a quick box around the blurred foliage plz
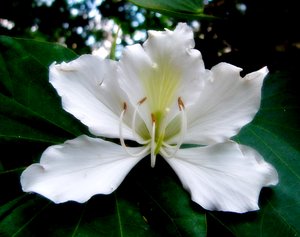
[1,0,300,73]
[0,0,175,55]
[0,0,91,54]
[99,0,174,33]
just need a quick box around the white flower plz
[21,23,278,213]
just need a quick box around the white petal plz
[183,64,268,145]
[21,135,144,203]
[50,55,134,139]
[118,23,207,128]
[143,23,208,109]
[164,142,278,213]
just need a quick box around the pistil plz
[150,113,156,167]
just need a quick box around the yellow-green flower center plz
[119,62,186,167]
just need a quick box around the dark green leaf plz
[129,0,213,19]
[0,36,88,143]
[131,159,207,236]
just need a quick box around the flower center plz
[119,97,187,167]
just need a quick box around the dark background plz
[1,0,300,74]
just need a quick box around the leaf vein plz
[11,201,51,237]
[248,126,300,180]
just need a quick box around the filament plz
[131,97,149,145]
[119,103,150,157]
[161,98,187,158]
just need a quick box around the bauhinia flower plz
[21,23,278,213]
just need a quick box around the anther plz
[138,97,147,105]
[151,113,156,123]
[178,97,185,111]
[123,102,127,111]
[162,97,187,158]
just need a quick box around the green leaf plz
[0,36,88,143]
[131,160,207,236]
[128,0,213,19]
[209,71,300,237]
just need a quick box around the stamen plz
[162,142,176,149]
[178,97,185,111]
[138,97,147,104]
[123,102,127,111]
[119,103,150,157]
[162,97,187,158]
[131,97,149,145]
[150,114,156,168]
[160,147,172,159]
[151,113,156,123]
